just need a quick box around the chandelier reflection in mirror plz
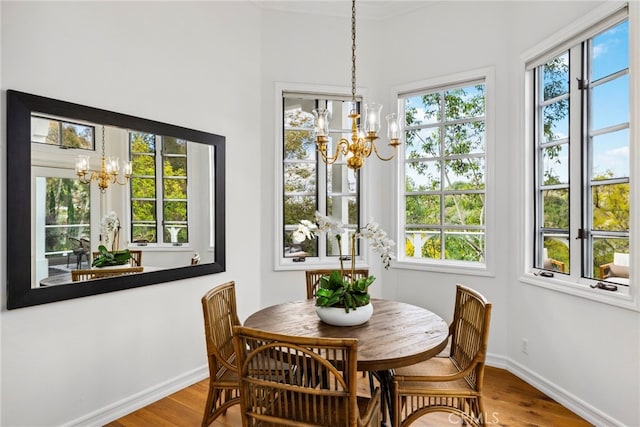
[75,126,132,192]
[313,0,401,171]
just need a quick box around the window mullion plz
[316,99,328,262]
[568,44,585,280]
[156,136,164,244]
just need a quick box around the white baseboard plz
[64,356,624,427]
[486,353,624,427]
[62,365,209,427]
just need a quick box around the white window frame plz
[274,82,370,271]
[519,2,640,311]
[393,68,496,277]
[129,132,192,249]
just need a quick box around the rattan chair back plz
[201,282,241,426]
[71,266,143,281]
[305,269,369,299]
[449,284,491,390]
[233,325,380,427]
[391,284,492,427]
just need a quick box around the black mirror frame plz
[6,90,226,309]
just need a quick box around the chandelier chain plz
[101,126,106,158]
[351,0,356,103]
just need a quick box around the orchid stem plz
[351,233,356,286]
[337,235,345,276]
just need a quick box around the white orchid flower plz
[314,212,345,236]
[292,220,317,244]
[294,212,395,270]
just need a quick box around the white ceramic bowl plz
[315,302,373,326]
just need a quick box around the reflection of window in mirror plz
[31,167,99,287]
[129,132,190,246]
[31,115,95,150]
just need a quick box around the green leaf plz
[353,276,375,292]
[315,288,334,298]
[313,270,375,311]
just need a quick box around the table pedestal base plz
[372,370,393,426]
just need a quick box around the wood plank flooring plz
[106,367,592,426]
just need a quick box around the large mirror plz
[6,90,226,309]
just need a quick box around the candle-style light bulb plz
[313,108,330,137]
[364,103,382,134]
[76,155,90,174]
[386,113,401,140]
[123,160,132,177]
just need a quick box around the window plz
[31,115,94,150]
[398,78,487,267]
[280,91,361,267]
[531,12,630,287]
[129,132,189,245]
[40,176,91,262]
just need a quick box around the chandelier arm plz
[320,138,351,165]
[77,172,90,184]
[370,141,400,162]
[113,175,131,186]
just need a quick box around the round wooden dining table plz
[245,298,449,425]
[244,298,449,371]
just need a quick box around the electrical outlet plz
[521,338,529,355]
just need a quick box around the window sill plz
[276,258,370,272]
[394,259,494,278]
[520,272,639,312]
[127,244,193,252]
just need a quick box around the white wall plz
[2,1,639,426]
[1,2,263,426]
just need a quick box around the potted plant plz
[293,212,394,325]
[92,244,132,268]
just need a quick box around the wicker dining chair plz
[70,266,143,281]
[67,237,91,269]
[305,269,370,299]
[233,325,381,427]
[201,282,241,426]
[391,285,492,427]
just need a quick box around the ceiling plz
[251,0,439,20]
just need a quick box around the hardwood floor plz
[106,366,592,426]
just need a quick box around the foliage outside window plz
[130,132,189,245]
[533,17,629,283]
[31,115,94,150]
[282,93,361,264]
[43,177,91,258]
[399,80,486,264]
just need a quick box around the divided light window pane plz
[130,133,191,245]
[401,80,486,264]
[31,116,95,150]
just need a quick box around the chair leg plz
[201,384,240,426]
[202,386,222,427]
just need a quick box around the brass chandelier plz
[313,0,401,171]
[75,126,132,193]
